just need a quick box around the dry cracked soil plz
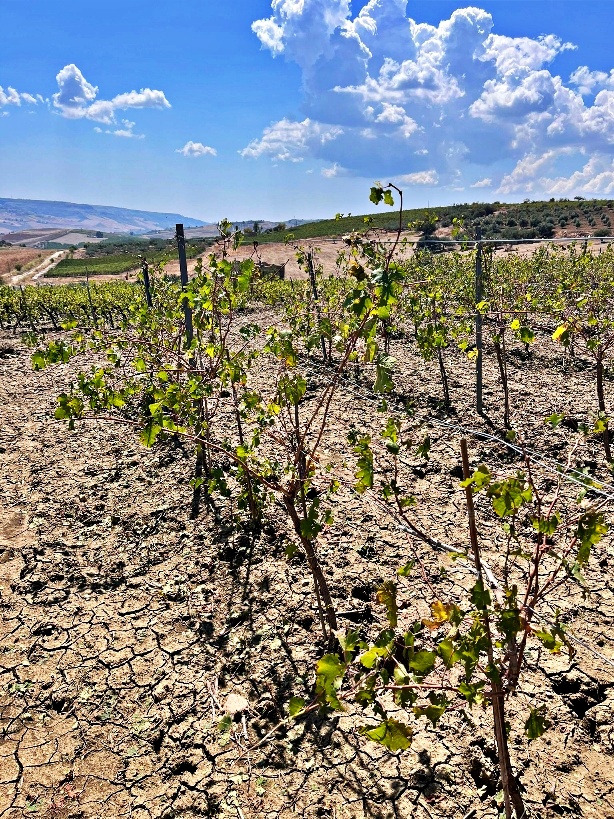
[1,304,614,819]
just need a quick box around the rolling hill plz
[254,198,614,243]
[0,197,210,235]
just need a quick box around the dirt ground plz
[1,296,614,819]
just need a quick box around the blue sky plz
[2,1,614,221]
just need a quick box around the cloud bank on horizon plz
[245,0,614,197]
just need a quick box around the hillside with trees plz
[254,197,614,243]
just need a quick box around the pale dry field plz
[0,249,54,282]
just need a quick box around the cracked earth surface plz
[1,319,614,819]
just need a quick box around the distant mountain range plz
[0,198,319,241]
[0,197,210,235]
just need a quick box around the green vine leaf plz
[315,654,346,711]
[460,464,491,490]
[575,511,608,565]
[369,185,384,205]
[415,435,431,461]
[458,680,485,706]
[525,706,551,740]
[533,628,563,654]
[288,697,306,718]
[359,718,412,752]
[139,422,162,448]
[470,579,491,611]
[414,697,448,727]
[374,358,395,393]
[350,433,374,494]
[409,650,437,678]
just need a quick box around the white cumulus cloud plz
[111,89,170,110]
[53,64,97,113]
[243,1,614,196]
[0,85,41,108]
[498,150,562,194]
[94,119,145,139]
[176,141,217,157]
[252,0,352,69]
[395,170,439,185]
[0,86,23,107]
[240,118,343,162]
[321,162,346,177]
[569,66,614,96]
[52,64,170,127]
[538,155,614,196]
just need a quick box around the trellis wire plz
[305,356,614,502]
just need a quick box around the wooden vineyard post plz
[475,226,484,414]
[141,259,153,308]
[307,250,329,364]
[176,223,193,347]
[176,224,201,515]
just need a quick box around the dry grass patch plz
[0,248,54,281]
